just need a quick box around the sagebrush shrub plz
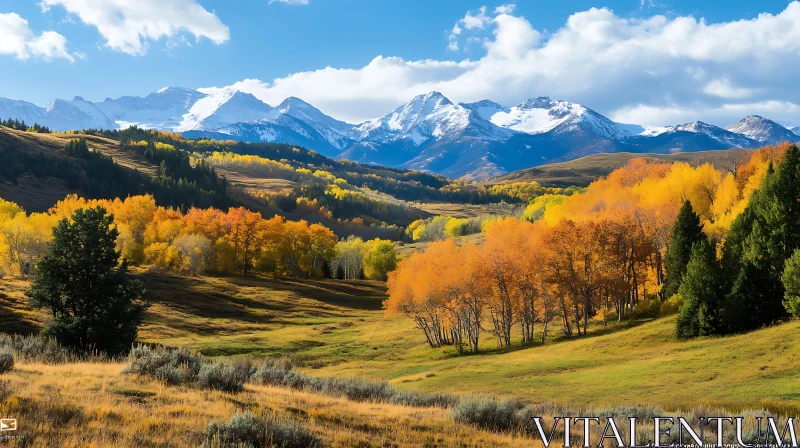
[249,358,455,408]
[198,359,252,393]
[124,345,203,386]
[451,397,521,432]
[205,412,321,448]
[0,350,14,374]
[251,358,293,386]
[0,334,77,364]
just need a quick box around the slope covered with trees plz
[386,143,797,350]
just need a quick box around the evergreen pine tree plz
[663,200,705,299]
[676,238,724,338]
[721,145,800,329]
[26,207,148,356]
[782,249,800,317]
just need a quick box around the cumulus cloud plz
[269,0,310,4]
[495,4,516,15]
[203,2,800,126]
[40,0,230,55]
[703,78,759,99]
[0,12,74,61]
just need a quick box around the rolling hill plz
[490,148,752,187]
[3,271,799,413]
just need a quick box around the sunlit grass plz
[4,271,800,414]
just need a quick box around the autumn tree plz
[362,239,397,281]
[226,207,268,275]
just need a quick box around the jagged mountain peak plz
[0,86,793,179]
[725,115,798,144]
[410,91,451,104]
[178,88,273,131]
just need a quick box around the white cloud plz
[447,6,493,52]
[462,6,490,30]
[269,0,309,4]
[703,78,759,99]
[203,2,800,126]
[611,105,699,126]
[0,12,74,61]
[40,0,230,56]
[494,4,516,15]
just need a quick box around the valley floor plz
[3,272,800,419]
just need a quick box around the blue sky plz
[1,0,800,125]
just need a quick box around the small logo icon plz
[0,419,16,431]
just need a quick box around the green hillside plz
[491,149,752,187]
[4,272,799,413]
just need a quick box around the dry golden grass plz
[394,233,486,259]
[5,272,800,415]
[413,203,513,219]
[0,360,538,447]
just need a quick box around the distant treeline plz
[1,118,51,134]
[71,126,564,205]
[0,135,233,211]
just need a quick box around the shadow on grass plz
[435,318,656,359]
[224,276,387,311]
[0,292,40,335]
[138,272,386,327]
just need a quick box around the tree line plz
[0,138,233,211]
[0,194,397,281]
[385,143,797,351]
[675,144,800,337]
[1,118,51,133]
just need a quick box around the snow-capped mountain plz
[654,121,756,147]
[97,87,205,130]
[182,94,356,154]
[179,89,275,131]
[483,97,632,141]
[725,115,799,145]
[1,88,795,179]
[353,92,509,144]
[0,98,48,125]
[46,97,118,131]
[340,92,511,174]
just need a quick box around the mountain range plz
[2,88,798,179]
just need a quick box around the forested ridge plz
[4,121,800,350]
[386,143,800,350]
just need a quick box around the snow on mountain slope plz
[97,87,206,130]
[672,121,756,147]
[353,91,510,148]
[273,97,354,149]
[45,97,117,131]
[487,97,632,140]
[0,86,790,179]
[724,115,798,144]
[0,98,47,125]
[459,100,509,122]
[178,89,274,131]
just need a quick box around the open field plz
[490,149,751,187]
[0,360,532,447]
[3,272,800,415]
[394,233,486,258]
[413,202,519,219]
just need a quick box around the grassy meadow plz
[0,360,534,447]
[4,272,800,416]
